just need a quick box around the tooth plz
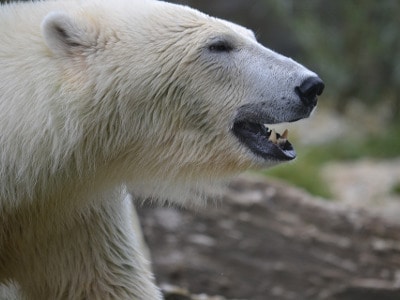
[269,129,277,144]
[278,138,287,145]
[281,129,289,139]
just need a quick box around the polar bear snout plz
[231,70,324,163]
[295,76,325,108]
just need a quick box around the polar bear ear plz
[41,11,96,56]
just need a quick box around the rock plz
[137,174,400,300]
[161,284,237,300]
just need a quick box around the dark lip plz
[232,121,296,161]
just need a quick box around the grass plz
[263,120,400,198]
[392,182,400,195]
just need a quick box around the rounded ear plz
[41,11,97,56]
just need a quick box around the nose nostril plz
[296,76,325,107]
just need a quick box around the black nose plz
[295,76,325,107]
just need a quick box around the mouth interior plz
[232,121,296,161]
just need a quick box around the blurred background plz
[169,0,400,219]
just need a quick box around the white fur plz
[0,0,316,298]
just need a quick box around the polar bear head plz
[40,0,323,202]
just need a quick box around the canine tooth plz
[281,129,289,139]
[269,129,277,144]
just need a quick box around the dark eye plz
[208,40,233,52]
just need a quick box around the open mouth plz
[232,121,296,161]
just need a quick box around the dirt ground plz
[137,175,400,300]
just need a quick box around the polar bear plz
[0,0,323,299]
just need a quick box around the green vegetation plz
[264,121,400,198]
[392,183,400,195]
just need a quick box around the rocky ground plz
[138,175,400,300]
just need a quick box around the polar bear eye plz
[208,40,233,53]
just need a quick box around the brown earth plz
[137,175,400,300]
